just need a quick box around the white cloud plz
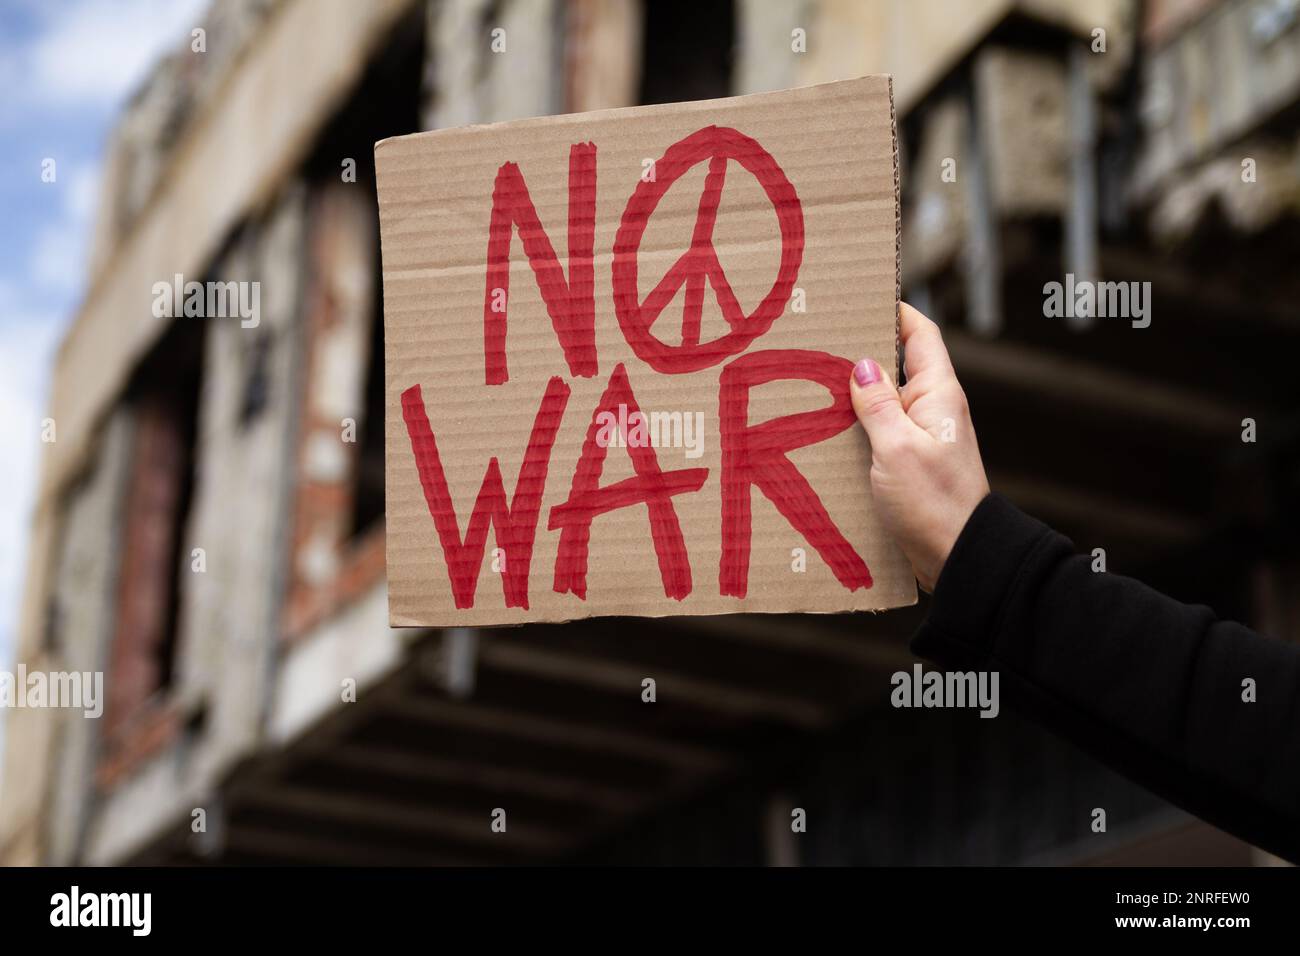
[66,161,100,220]
[26,0,209,110]
[30,160,100,294]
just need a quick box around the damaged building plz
[2,0,1298,865]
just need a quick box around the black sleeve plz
[910,493,1300,862]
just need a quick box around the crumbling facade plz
[3,0,1296,866]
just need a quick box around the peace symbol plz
[612,126,805,374]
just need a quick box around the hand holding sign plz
[849,303,990,592]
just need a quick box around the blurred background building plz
[2,0,1298,865]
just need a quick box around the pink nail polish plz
[853,358,881,386]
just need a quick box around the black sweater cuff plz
[909,493,1058,668]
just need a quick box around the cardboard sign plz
[376,76,916,627]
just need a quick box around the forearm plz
[911,494,1300,861]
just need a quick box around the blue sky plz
[0,0,207,779]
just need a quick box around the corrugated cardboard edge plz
[888,77,915,614]
[889,74,902,383]
[390,597,901,630]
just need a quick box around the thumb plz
[849,357,914,451]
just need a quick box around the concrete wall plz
[426,0,564,128]
[736,0,1129,108]
[2,412,135,865]
[80,187,309,864]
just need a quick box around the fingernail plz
[853,358,882,387]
